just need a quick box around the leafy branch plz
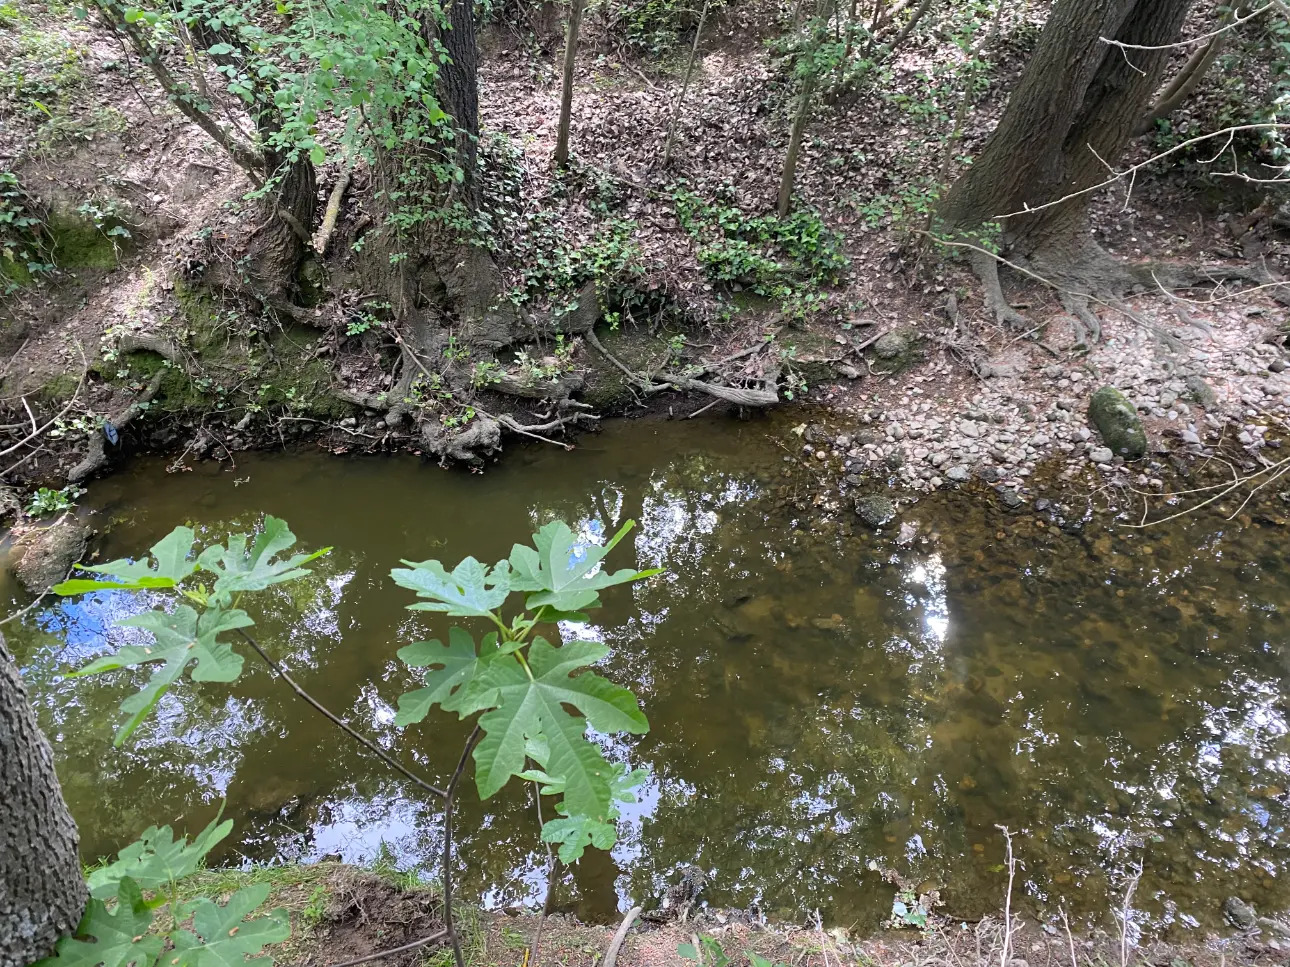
[48,515,660,967]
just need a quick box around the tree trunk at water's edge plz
[0,633,85,967]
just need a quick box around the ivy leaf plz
[508,520,660,612]
[390,556,509,618]
[394,626,484,724]
[540,812,617,864]
[34,877,161,967]
[471,637,648,816]
[73,605,254,745]
[88,817,233,900]
[171,884,289,967]
[197,516,330,605]
[54,526,198,595]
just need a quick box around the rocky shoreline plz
[794,293,1290,524]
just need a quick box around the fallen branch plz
[330,929,449,967]
[313,155,353,256]
[585,330,779,407]
[602,906,642,967]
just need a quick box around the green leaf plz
[748,954,776,967]
[55,526,198,595]
[540,812,616,863]
[508,520,660,612]
[390,556,509,618]
[308,145,325,165]
[394,626,483,724]
[471,637,647,817]
[677,944,700,962]
[34,878,161,967]
[88,818,233,900]
[197,516,329,605]
[171,885,289,967]
[73,605,254,744]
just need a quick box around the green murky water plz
[5,417,1290,936]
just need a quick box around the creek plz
[4,416,1289,936]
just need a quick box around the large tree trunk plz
[245,148,318,299]
[939,0,1195,266]
[935,0,1198,343]
[438,0,483,206]
[1,634,85,967]
[416,0,520,348]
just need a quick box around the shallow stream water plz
[5,416,1290,936]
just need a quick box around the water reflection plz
[4,418,1290,935]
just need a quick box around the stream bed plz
[5,416,1290,936]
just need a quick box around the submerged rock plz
[1225,896,1257,930]
[13,517,91,594]
[1087,387,1147,460]
[854,494,897,529]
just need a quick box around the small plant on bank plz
[43,515,659,967]
[679,937,789,967]
[0,171,53,288]
[671,184,847,318]
[25,484,84,517]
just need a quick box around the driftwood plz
[585,330,779,408]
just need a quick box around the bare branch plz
[993,123,1290,221]
[0,344,87,461]
[235,628,449,799]
[1101,2,1272,51]
[330,930,450,967]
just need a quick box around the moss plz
[1,256,34,288]
[47,210,117,271]
[117,318,355,421]
[172,278,220,343]
[35,371,79,402]
[1088,386,1148,460]
[580,323,673,411]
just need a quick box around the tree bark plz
[246,147,318,298]
[1134,1,1236,135]
[438,0,484,206]
[554,0,586,167]
[938,0,1197,263]
[1,634,85,967]
[777,72,817,216]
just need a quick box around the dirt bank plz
[169,861,1290,967]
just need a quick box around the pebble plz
[946,465,970,483]
[1090,447,1113,464]
[1181,429,1201,446]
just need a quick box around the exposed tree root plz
[584,330,779,408]
[946,234,1289,357]
[70,336,185,482]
